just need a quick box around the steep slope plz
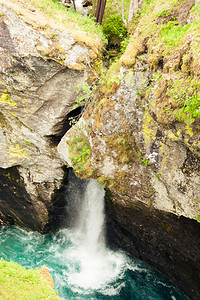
[0,0,103,230]
[57,0,200,298]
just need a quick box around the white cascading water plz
[67,179,126,293]
[0,173,184,298]
[78,179,105,256]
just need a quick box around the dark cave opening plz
[45,106,83,146]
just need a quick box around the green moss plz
[67,134,92,176]
[0,258,59,300]
[103,133,134,165]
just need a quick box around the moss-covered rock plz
[0,259,59,299]
[0,0,104,230]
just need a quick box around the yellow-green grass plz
[108,0,200,125]
[3,0,106,44]
[0,258,59,300]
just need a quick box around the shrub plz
[103,15,127,48]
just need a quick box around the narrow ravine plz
[0,175,188,299]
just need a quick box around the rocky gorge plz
[0,0,102,231]
[0,0,200,299]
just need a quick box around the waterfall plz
[75,0,84,12]
[77,179,105,257]
[75,0,87,15]
[67,179,108,289]
[0,174,187,299]
[60,173,126,292]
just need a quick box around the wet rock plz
[105,195,200,299]
[0,167,48,231]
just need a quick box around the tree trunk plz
[128,0,142,23]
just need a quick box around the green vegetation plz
[120,36,130,55]
[22,0,106,43]
[73,82,92,111]
[103,15,127,50]
[196,215,200,222]
[175,93,200,124]
[119,0,200,62]
[133,1,193,55]
[103,15,127,39]
[68,135,91,174]
[133,147,150,166]
[0,258,59,300]
[117,0,200,126]
[159,75,200,124]
[160,21,191,54]
[100,0,131,58]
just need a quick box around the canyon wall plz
[0,0,200,298]
[0,0,101,231]
[58,0,200,298]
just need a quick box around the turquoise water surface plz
[0,226,188,300]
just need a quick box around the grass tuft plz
[0,258,59,300]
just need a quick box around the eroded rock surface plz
[57,1,200,297]
[58,59,200,298]
[105,194,200,300]
[0,0,101,230]
[58,61,200,220]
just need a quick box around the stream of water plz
[0,179,188,299]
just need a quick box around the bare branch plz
[128,0,144,23]
[114,0,127,27]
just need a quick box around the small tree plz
[104,0,143,28]
[95,0,107,24]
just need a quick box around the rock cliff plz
[58,0,200,298]
[1,0,200,298]
[59,0,200,221]
[0,0,102,230]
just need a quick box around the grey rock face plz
[0,2,97,230]
[106,194,200,300]
[58,56,200,220]
[57,57,200,299]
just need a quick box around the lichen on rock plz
[58,0,200,222]
[0,0,104,231]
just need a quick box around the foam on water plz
[67,247,126,291]
[0,177,189,299]
[0,226,188,299]
[56,179,127,293]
